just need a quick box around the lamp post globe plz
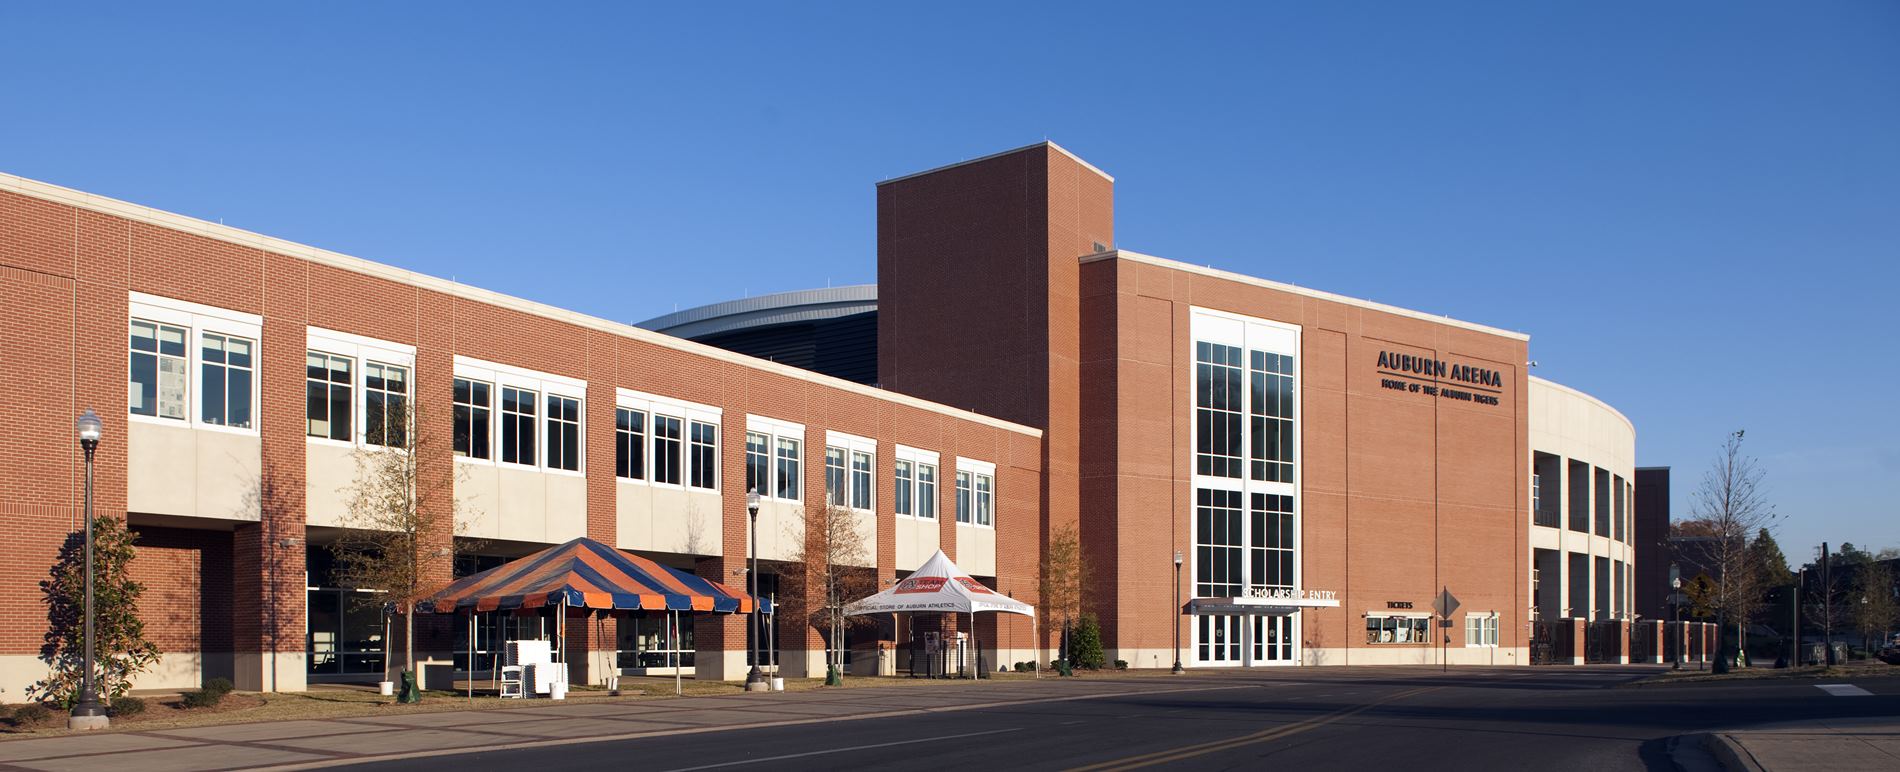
[745,489,767,691]
[1171,550,1185,674]
[70,410,109,730]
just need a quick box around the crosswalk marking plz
[1815,684,1873,697]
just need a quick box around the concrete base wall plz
[234,651,307,692]
[694,649,749,682]
[1303,647,1529,666]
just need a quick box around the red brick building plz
[1,141,1654,694]
[0,172,1043,694]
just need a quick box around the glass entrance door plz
[1253,615,1294,663]
[1197,613,1297,666]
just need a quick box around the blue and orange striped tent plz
[414,538,767,615]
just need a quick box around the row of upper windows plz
[129,316,997,523]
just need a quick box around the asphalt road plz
[345,667,1900,772]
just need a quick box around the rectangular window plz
[915,463,937,520]
[1248,350,1294,482]
[851,451,872,510]
[306,352,352,440]
[615,408,645,479]
[1366,615,1431,644]
[130,319,188,420]
[1567,459,1589,533]
[826,447,847,507]
[746,432,770,495]
[545,394,581,471]
[1594,467,1611,537]
[501,386,538,465]
[1464,615,1499,647]
[774,437,800,500]
[1194,487,1245,597]
[1251,492,1294,592]
[975,472,993,527]
[453,378,492,459]
[955,471,972,524]
[363,362,408,448]
[1195,341,1245,478]
[894,460,913,516]
[199,332,253,428]
[652,415,682,485]
[1613,474,1626,543]
[689,420,717,490]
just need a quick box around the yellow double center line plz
[1068,685,1440,771]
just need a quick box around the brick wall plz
[0,180,1045,685]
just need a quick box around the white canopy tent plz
[844,549,1037,677]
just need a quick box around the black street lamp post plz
[1171,550,1185,674]
[745,489,768,691]
[70,410,108,730]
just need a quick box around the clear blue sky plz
[5,2,1895,558]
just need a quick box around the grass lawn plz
[0,666,1144,739]
[1625,658,1895,687]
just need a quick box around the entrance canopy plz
[1188,588,1340,616]
[415,537,766,615]
[844,550,1033,617]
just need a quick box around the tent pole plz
[467,612,474,701]
[673,610,682,697]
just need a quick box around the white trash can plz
[771,677,784,691]
[550,681,567,700]
[378,681,394,696]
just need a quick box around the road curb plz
[1701,733,1765,772]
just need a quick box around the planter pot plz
[378,681,394,696]
[771,677,785,691]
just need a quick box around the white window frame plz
[454,356,586,476]
[747,415,805,502]
[129,292,262,436]
[545,392,584,473]
[824,431,876,513]
[308,328,415,449]
[617,388,720,490]
[453,376,495,460]
[956,457,997,529]
[894,445,941,520]
[613,405,646,481]
[1464,612,1500,647]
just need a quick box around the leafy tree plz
[788,504,879,683]
[1836,542,1874,566]
[331,403,479,683]
[1680,431,1778,672]
[1040,523,1088,661]
[29,516,161,704]
[1750,529,1792,589]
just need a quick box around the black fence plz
[1630,622,1654,662]
[1529,620,1569,665]
[1584,620,1619,664]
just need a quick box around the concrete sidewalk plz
[1706,717,1900,771]
[0,678,1236,771]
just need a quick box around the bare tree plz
[331,403,480,683]
[787,504,878,682]
[1851,560,1897,655]
[1040,523,1087,663]
[1682,430,1778,671]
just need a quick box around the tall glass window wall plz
[1190,309,1300,665]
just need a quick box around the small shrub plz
[1114,659,1129,671]
[11,704,53,727]
[109,696,146,717]
[181,687,227,709]
[1070,614,1106,670]
[204,677,234,696]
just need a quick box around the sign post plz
[1434,588,1461,672]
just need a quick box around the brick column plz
[1614,620,1630,664]
[232,263,309,692]
[1569,619,1586,665]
